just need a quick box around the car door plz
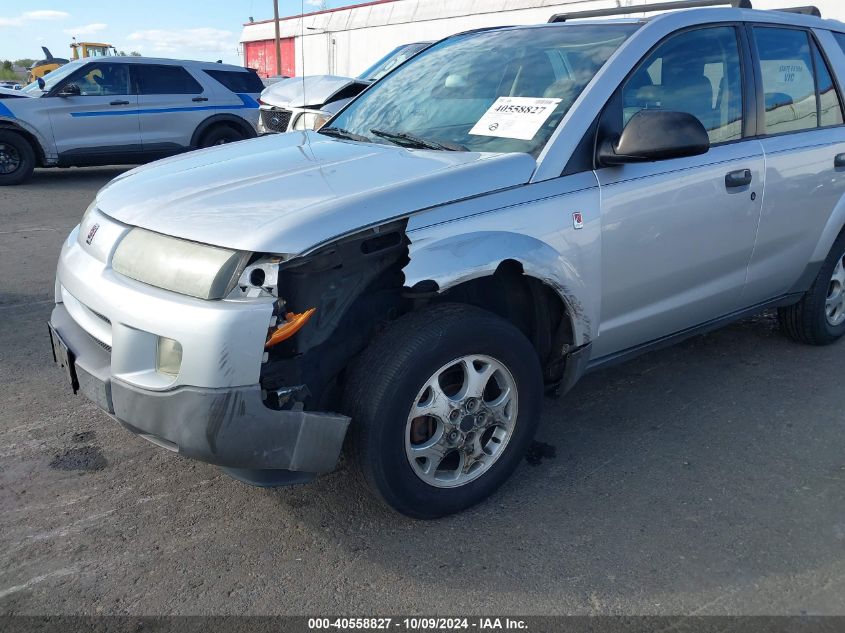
[742,26,845,305]
[46,61,140,162]
[133,63,207,152]
[593,25,765,359]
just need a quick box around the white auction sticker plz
[469,96,562,140]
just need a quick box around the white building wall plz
[240,0,845,78]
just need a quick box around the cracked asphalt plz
[1,166,845,616]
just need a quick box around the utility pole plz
[273,0,282,76]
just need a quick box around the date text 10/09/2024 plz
[307,618,529,630]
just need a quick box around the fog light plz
[156,337,182,376]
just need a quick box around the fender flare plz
[190,114,257,148]
[811,195,845,263]
[404,230,594,347]
[0,117,51,165]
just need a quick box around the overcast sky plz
[0,1,360,67]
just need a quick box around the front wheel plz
[0,130,35,186]
[198,125,247,148]
[343,304,543,519]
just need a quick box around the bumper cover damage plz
[50,303,350,476]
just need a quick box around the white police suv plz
[0,56,262,185]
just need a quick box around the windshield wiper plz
[370,128,466,152]
[318,127,371,142]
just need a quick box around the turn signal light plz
[264,308,316,349]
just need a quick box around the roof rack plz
[776,6,821,17]
[549,0,751,23]
[548,0,826,23]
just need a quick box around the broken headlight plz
[112,228,249,300]
[229,256,284,299]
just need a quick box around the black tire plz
[0,130,35,186]
[198,125,246,148]
[778,230,845,345]
[343,303,543,519]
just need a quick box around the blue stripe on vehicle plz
[69,93,259,118]
[0,101,16,119]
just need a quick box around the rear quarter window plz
[203,69,264,93]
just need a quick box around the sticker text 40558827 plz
[469,96,562,141]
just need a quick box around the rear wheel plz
[0,130,35,186]
[198,125,246,148]
[778,232,845,345]
[343,304,543,519]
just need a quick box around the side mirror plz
[598,110,710,166]
[37,77,45,90]
[57,83,81,97]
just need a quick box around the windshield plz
[21,61,83,94]
[357,42,430,82]
[328,25,637,156]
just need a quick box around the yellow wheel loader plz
[27,47,69,84]
[27,41,118,84]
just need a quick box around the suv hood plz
[96,131,536,254]
[260,75,369,109]
[0,87,29,98]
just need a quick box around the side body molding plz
[404,172,602,349]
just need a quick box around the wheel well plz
[192,115,257,148]
[0,123,45,166]
[429,260,574,385]
[260,242,575,412]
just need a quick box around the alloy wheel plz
[826,252,845,327]
[404,354,518,489]
[0,143,21,175]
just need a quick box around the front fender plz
[0,115,55,164]
[404,230,594,347]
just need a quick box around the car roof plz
[61,56,252,72]
[460,6,844,36]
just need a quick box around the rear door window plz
[136,64,203,95]
[753,27,844,134]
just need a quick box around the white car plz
[0,57,263,185]
[258,42,431,133]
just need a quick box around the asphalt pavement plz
[1,166,844,616]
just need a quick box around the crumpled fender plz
[404,230,593,347]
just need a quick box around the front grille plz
[261,108,292,133]
[88,331,112,354]
[88,308,111,325]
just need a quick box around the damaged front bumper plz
[49,302,350,480]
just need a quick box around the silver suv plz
[0,57,262,185]
[49,1,845,518]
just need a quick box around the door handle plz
[725,169,752,188]
[109,100,130,106]
[835,154,845,168]
[192,96,209,102]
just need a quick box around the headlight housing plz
[112,228,249,300]
[292,110,330,131]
